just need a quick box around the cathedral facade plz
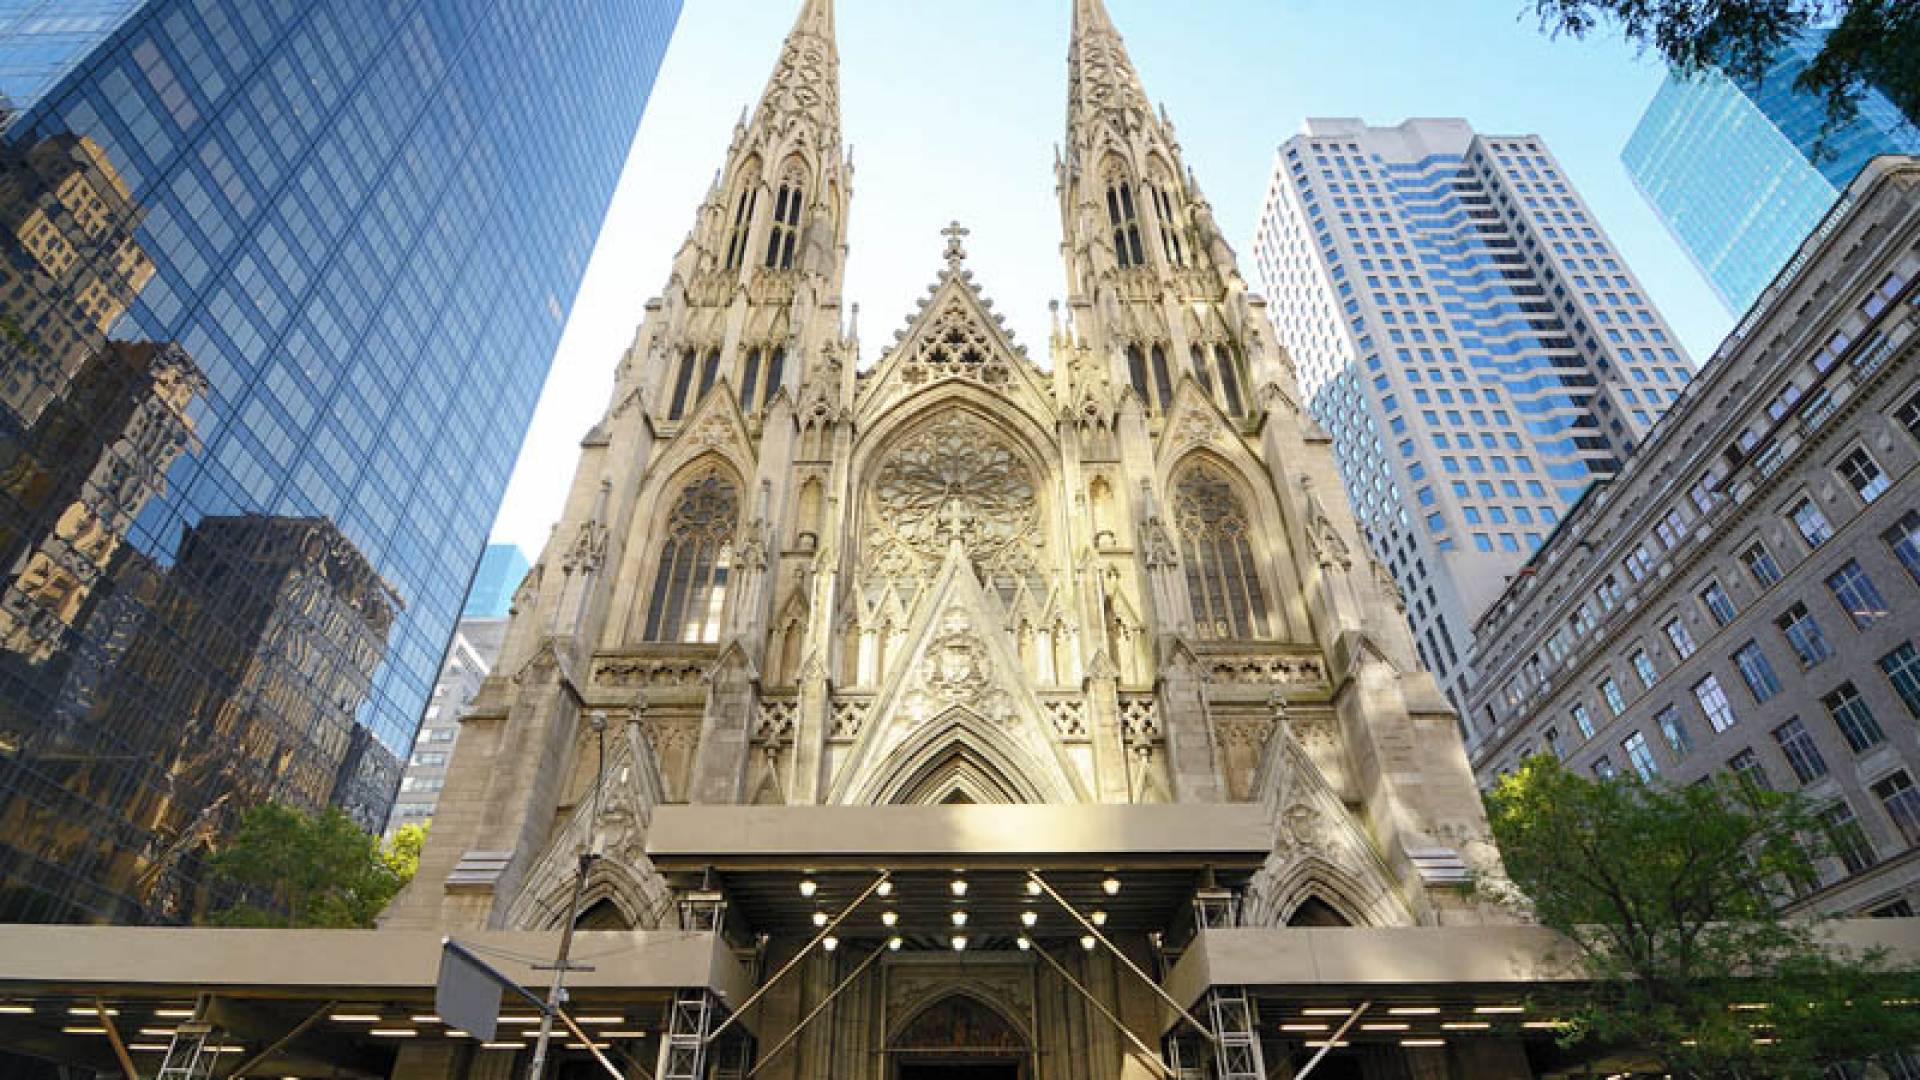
[386,2,1534,1077]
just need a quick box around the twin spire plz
[752,0,1151,144]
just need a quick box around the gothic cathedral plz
[388,2,1525,1077]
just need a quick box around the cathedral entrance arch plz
[889,992,1031,1080]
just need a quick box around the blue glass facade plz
[0,0,680,923]
[462,543,527,620]
[0,0,141,113]
[1624,31,1920,314]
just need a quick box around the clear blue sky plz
[491,0,1732,557]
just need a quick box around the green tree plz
[205,804,423,929]
[1527,0,1919,142]
[1485,756,1920,1079]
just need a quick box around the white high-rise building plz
[1253,118,1695,735]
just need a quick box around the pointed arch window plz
[1153,185,1185,267]
[1173,466,1271,640]
[1125,344,1149,402]
[697,348,720,401]
[766,170,805,270]
[738,348,762,409]
[723,186,758,271]
[1149,344,1174,412]
[738,346,787,411]
[1106,180,1145,268]
[643,469,739,644]
[1189,343,1245,417]
[668,348,697,421]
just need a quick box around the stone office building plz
[1471,156,1920,919]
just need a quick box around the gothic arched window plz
[1153,185,1185,267]
[1149,344,1174,412]
[738,346,787,411]
[1106,180,1145,268]
[697,348,720,401]
[738,347,762,409]
[766,171,805,269]
[1190,344,1212,396]
[723,186,758,271]
[1125,344,1148,402]
[668,347,697,421]
[1212,343,1244,416]
[643,469,739,644]
[1173,466,1270,640]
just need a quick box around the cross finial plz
[942,221,970,270]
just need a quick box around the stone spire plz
[1057,0,1249,407]
[1066,0,1154,144]
[746,0,840,139]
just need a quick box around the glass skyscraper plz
[0,0,680,924]
[1624,30,1920,315]
[1254,119,1693,727]
[462,543,527,620]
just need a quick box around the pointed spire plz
[1067,0,1152,140]
[747,0,841,137]
[1071,0,1116,35]
[795,0,834,37]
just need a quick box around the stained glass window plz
[643,469,738,644]
[1173,466,1270,640]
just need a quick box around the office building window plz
[1655,705,1692,758]
[1826,561,1888,629]
[1838,447,1891,504]
[1872,772,1920,848]
[1824,683,1885,753]
[1772,717,1828,783]
[1885,512,1920,585]
[1791,499,1834,549]
[1741,542,1783,588]
[1881,644,1920,718]
[1821,801,1877,876]
[1699,580,1738,627]
[1733,641,1782,702]
[1776,603,1833,668]
[1664,617,1696,659]
[1623,732,1657,780]
[1727,749,1770,792]
[1694,674,1737,732]
[1631,649,1659,689]
[1600,677,1627,716]
[1571,702,1595,739]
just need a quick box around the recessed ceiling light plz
[799,879,817,898]
[1020,911,1037,927]
[950,935,968,951]
[1102,876,1121,895]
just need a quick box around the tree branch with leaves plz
[1528,0,1919,149]
[1485,756,1920,1079]
[204,803,424,929]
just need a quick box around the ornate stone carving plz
[1205,653,1326,686]
[1300,476,1353,571]
[830,697,870,740]
[1044,699,1087,739]
[593,657,712,688]
[868,411,1040,584]
[902,607,1015,726]
[1119,695,1161,745]
[754,699,797,745]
